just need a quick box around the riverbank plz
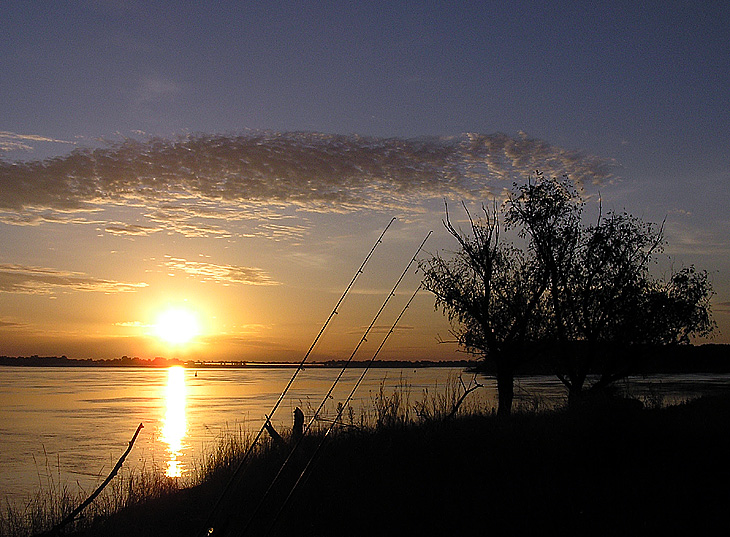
[7,392,729,537]
[211,394,730,536]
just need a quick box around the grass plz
[3,377,730,536]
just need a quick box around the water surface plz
[0,365,475,502]
[1,366,728,505]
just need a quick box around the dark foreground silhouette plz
[60,394,730,537]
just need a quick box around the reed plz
[1,458,178,537]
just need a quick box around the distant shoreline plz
[2,343,730,373]
[0,355,475,369]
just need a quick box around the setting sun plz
[154,308,200,345]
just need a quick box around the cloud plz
[144,206,234,238]
[0,263,148,294]
[0,132,614,218]
[664,222,730,257]
[142,202,310,239]
[114,320,145,327]
[0,131,76,153]
[163,257,280,286]
[254,222,310,242]
[0,210,103,226]
[105,223,161,236]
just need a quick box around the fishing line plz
[265,284,423,537]
[201,217,395,537]
[236,231,431,537]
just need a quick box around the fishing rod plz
[265,284,423,537]
[201,217,396,537]
[236,231,431,537]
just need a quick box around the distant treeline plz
[0,355,473,369]
[314,359,476,369]
[189,359,477,368]
[0,355,184,368]
[2,345,729,373]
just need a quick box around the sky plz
[1,0,728,362]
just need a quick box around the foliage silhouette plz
[422,172,715,412]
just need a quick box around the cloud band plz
[0,131,613,215]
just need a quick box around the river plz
[1,365,728,505]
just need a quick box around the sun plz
[154,308,200,345]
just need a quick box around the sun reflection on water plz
[161,366,187,477]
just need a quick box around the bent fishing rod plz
[201,217,396,537]
[236,231,431,537]
[265,284,423,537]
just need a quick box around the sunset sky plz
[1,1,728,362]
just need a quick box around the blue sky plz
[1,1,728,360]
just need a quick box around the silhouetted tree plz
[423,172,715,411]
[506,173,715,401]
[420,202,549,416]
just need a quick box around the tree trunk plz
[565,343,589,407]
[495,361,514,417]
[567,375,586,407]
